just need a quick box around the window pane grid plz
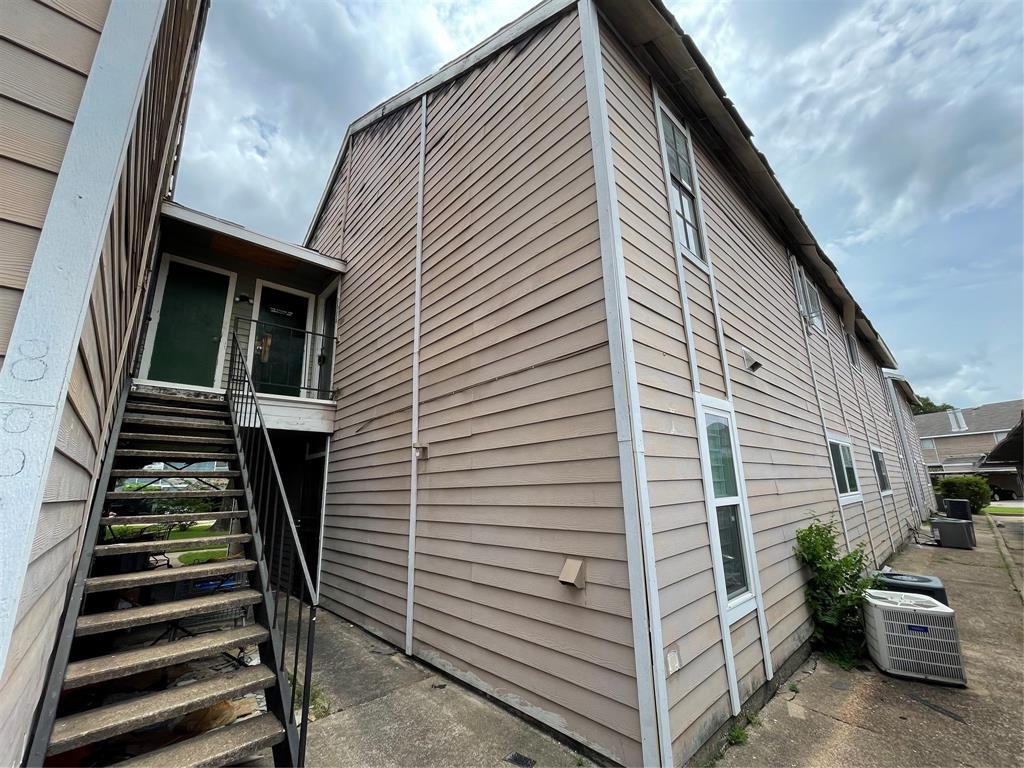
[829,439,860,496]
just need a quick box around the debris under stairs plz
[27,385,305,767]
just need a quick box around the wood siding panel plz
[0,0,202,759]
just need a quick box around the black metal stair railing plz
[226,332,319,766]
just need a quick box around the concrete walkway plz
[301,611,587,768]
[718,517,1024,768]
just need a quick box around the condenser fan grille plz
[880,608,965,683]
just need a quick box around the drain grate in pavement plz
[504,752,536,768]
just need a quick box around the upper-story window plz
[994,431,1010,442]
[871,448,892,494]
[658,109,705,264]
[828,433,861,503]
[846,332,859,367]
[793,263,825,333]
[921,438,936,450]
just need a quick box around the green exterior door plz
[253,286,309,397]
[148,260,230,387]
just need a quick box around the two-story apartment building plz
[916,399,1024,499]
[1,0,940,765]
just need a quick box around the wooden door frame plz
[250,279,316,396]
[140,253,237,388]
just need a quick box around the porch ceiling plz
[162,201,346,279]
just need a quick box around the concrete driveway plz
[717,516,1024,768]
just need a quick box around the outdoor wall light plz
[235,293,253,304]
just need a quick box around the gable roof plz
[305,0,897,367]
[915,399,1024,438]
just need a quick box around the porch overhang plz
[163,201,346,274]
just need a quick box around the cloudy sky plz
[174,0,1024,408]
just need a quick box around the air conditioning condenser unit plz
[863,589,966,686]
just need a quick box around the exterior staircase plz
[26,377,317,767]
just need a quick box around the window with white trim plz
[994,431,1010,442]
[658,109,705,263]
[921,438,936,450]
[705,412,749,599]
[794,263,825,332]
[871,448,891,493]
[846,332,859,367]
[828,435,861,500]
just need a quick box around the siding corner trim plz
[577,1,670,764]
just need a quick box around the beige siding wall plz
[0,1,203,757]
[312,11,643,763]
[930,432,1003,462]
[899,396,938,512]
[597,22,920,763]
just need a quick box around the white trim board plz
[142,254,237,388]
[0,0,168,676]
[579,1,669,763]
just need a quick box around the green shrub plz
[794,521,878,667]
[935,475,991,514]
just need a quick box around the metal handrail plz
[226,331,318,764]
[232,315,336,400]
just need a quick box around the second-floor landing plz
[137,202,346,433]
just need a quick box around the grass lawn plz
[105,521,231,540]
[178,548,228,565]
[984,505,1024,516]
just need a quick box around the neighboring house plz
[915,399,1024,500]
[0,0,940,766]
[304,0,929,764]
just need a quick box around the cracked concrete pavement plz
[717,516,1024,768]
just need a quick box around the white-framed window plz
[846,331,859,367]
[871,448,892,494]
[656,105,707,267]
[827,433,862,503]
[793,262,825,333]
[994,431,1010,442]
[697,395,758,623]
[921,438,936,450]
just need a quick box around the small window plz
[828,437,860,499]
[921,438,935,450]
[794,264,825,332]
[659,110,705,263]
[846,332,859,367]
[705,412,748,600]
[871,449,891,493]
[994,431,1009,443]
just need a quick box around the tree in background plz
[912,395,956,415]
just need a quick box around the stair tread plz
[94,533,250,557]
[111,469,240,478]
[76,589,261,636]
[129,390,227,406]
[115,713,285,768]
[118,433,236,445]
[99,510,248,526]
[106,489,244,500]
[123,415,232,431]
[127,402,228,418]
[116,449,238,460]
[48,664,275,755]
[85,559,257,593]
[64,625,269,689]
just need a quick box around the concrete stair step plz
[117,433,236,446]
[84,559,257,593]
[76,589,261,636]
[127,402,229,418]
[122,415,232,432]
[94,533,250,557]
[115,449,238,461]
[106,489,244,501]
[116,713,285,767]
[47,664,275,755]
[110,468,240,478]
[98,510,248,527]
[63,625,269,689]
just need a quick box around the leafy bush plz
[794,521,878,667]
[935,475,991,514]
